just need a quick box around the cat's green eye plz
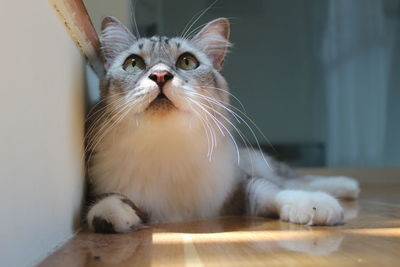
[122,55,146,72]
[176,53,199,70]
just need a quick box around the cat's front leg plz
[87,193,147,233]
[247,178,344,226]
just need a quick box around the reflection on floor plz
[39,169,400,266]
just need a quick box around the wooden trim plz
[50,0,104,77]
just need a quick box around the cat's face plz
[99,17,231,121]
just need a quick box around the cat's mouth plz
[147,92,176,112]
[156,92,168,100]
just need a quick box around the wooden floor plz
[39,169,400,267]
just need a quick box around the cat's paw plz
[87,194,147,233]
[308,176,360,199]
[276,190,344,226]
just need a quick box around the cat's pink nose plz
[148,71,174,87]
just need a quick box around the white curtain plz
[320,0,397,166]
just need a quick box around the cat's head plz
[99,17,231,121]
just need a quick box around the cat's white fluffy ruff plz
[89,110,238,225]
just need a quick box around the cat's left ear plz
[192,18,230,71]
[100,16,137,70]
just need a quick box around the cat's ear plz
[100,16,137,70]
[192,18,230,71]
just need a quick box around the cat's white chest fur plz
[89,113,237,223]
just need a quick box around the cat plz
[86,16,360,233]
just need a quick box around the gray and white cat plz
[86,17,360,233]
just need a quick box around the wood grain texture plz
[49,0,104,76]
[39,169,400,266]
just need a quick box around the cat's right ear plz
[100,16,137,70]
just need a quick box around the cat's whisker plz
[183,21,210,40]
[187,97,223,150]
[186,95,225,136]
[186,96,220,159]
[192,98,243,162]
[185,17,238,39]
[199,107,218,159]
[86,94,147,163]
[193,92,260,174]
[187,100,213,159]
[216,96,276,154]
[187,91,241,123]
[187,97,240,164]
[85,92,130,136]
[189,93,270,169]
[85,96,128,138]
[182,86,220,160]
[85,96,132,148]
[191,92,272,169]
[190,85,276,154]
[191,85,247,112]
[187,90,245,163]
[85,98,110,122]
[93,94,144,136]
[180,7,205,39]
[87,98,140,164]
[181,0,219,40]
[183,90,247,157]
[86,101,134,163]
[85,99,128,159]
[93,89,146,122]
[187,91,260,172]
[87,88,165,157]
[130,0,141,39]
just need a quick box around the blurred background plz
[84,0,400,168]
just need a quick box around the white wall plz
[0,1,86,266]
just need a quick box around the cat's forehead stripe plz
[133,37,182,55]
